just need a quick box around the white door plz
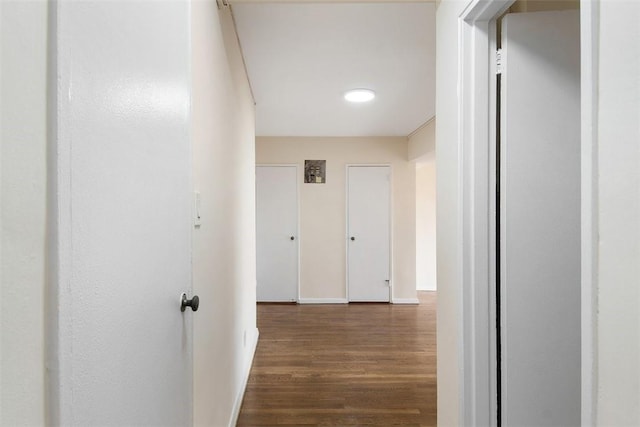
[256,166,299,301]
[347,166,391,302]
[500,10,581,426]
[54,1,193,424]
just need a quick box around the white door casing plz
[256,165,299,302]
[347,165,391,302]
[500,10,581,426]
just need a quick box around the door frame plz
[345,164,393,303]
[457,0,599,424]
[255,164,301,302]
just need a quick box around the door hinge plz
[496,49,503,75]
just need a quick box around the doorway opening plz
[459,0,595,425]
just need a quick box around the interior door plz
[499,10,581,426]
[347,166,391,302]
[256,165,299,302]
[56,1,193,424]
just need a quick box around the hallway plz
[237,292,437,426]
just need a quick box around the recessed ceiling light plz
[344,89,376,103]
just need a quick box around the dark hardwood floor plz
[237,291,437,426]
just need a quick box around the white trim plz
[345,165,350,302]
[293,164,301,303]
[298,298,349,304]
[407,115,436,139]
[458,2,513,425]
[580,0,599,424]
[391,298,420,305]
[46,2,62,422]
[228,6,256,106]
[345,164,393,303]
[388,165,394,302]
[487,15,501,426]
[227,327,259,427]
[186,3,195,420]
[255,164,301,303]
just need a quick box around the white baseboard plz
[228,327,259,427]
[298,298,349,304]
[392,298,420,304]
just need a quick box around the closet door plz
[500,10,581,426]
[347,165,391,302]
[256,165,299,302]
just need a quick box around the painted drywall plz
[256,137,417,303]
[51,1,194,424]
[509,0,579,13]
[597,1,640,424]
[409,121,436,291]
[191,3,258,426]
[408,118,436,161]
[435,0,469,424]
[0,1,48,424]
[415,162,436,291]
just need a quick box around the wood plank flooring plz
[237,291,437,426]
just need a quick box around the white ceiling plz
[232,2,436,137]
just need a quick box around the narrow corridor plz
[237,292,437,426]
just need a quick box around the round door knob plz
[290,236,295,241]
[180,293,199,312]
[350,236,355,241]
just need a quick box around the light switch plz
[194,191,202,227]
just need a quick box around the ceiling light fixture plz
[344,89,376,103]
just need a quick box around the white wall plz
[408,118,436,161]
[191,3,257,426]
[0,1,48,425]
[415,162,436,291]
[409,121,436,291]
[596,1,640,423]
[256,137,417,303]
[435,1,467,424]
[509,0,579,13]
